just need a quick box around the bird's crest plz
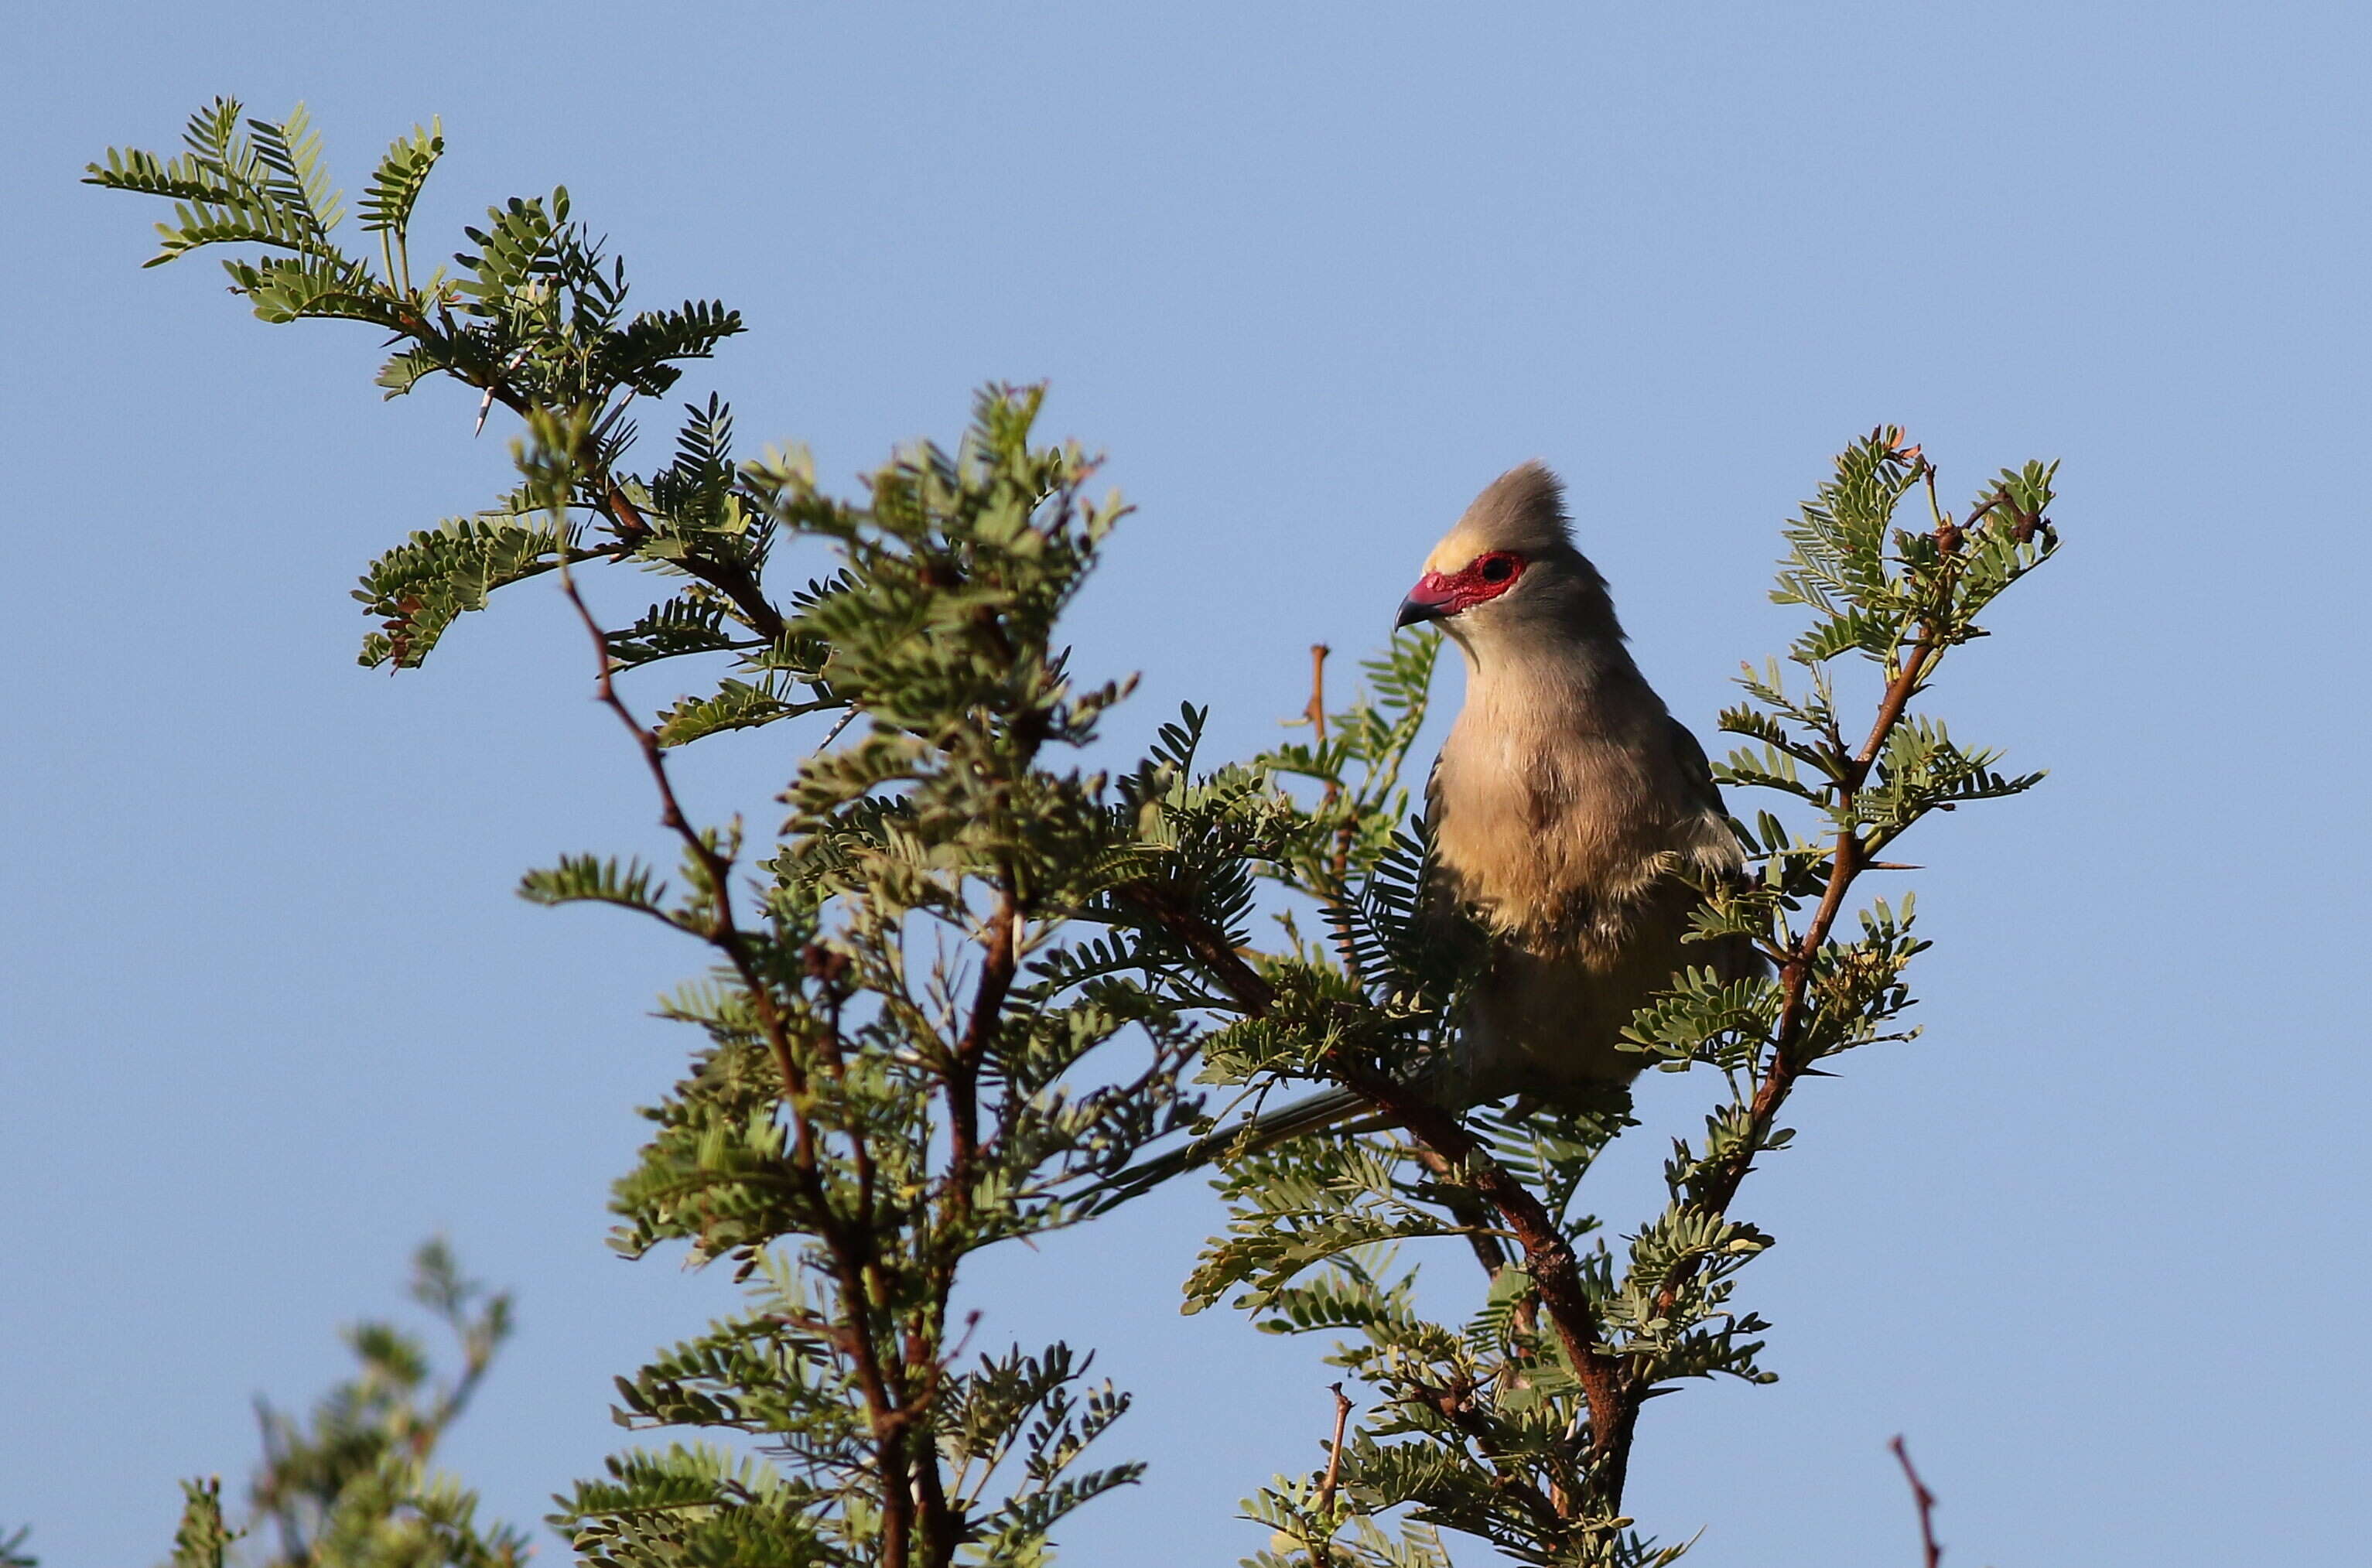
[1427,461,1574,572]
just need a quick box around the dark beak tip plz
[1395,597,1441,631]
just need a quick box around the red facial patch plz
[1405,551,1527,617]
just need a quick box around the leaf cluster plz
[159,1242,526,1568]
[512,391,1289,1566]
[88,100,768,686]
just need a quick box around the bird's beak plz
[1395,573,1456,630]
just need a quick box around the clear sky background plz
[5,5,2367,1565]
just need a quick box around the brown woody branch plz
[549,552,925,1566]
[1396,1368,1583,1546]
[1687,628,1938,1230]
[948,882,1020,1204]
[1305,644,1358,889]
[596,477,789,644]
[1109,887,1631,1490]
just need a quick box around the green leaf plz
[352,509,579,668]
[359,119,443,239]
[375,342,446,398]
[519,855,672,919]
[653,675,832,747]
[593,301,746,396]
[245,102,345,237]
[223,254,402,326]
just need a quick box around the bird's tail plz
[1093,1085,1376,1205]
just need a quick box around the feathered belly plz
[1455,880,1710,1102]
[1430,709,1757,1107]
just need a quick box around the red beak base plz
[1396,576,1459,629]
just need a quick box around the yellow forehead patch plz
[1423,526,1490,576]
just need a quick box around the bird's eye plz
[1478,554,1516,583]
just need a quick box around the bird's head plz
[1396,463,1617,647]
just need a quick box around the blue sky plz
[5,5,2367,1564]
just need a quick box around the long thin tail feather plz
[1094,1085,1374,1204]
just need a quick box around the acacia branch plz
[549,547,920,1564]
[1406,1142,1514,1279]
[1397,1374,1571,1542]
[1610,578,1960,1515]
[948,882,1019,1204]
[1331,1060,1628,1481]
[448,341,790,645]
[1305,644,1358,891]
[1113,888,1629,1475]
[1697,627,1940,1224]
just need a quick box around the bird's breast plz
[1432,698,1689,958]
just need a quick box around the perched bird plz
[1396,460,1758,1112]
[1129,463,1758,1179]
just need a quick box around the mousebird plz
[1119,463,1759,1186]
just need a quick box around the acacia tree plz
[91,101,2059,1568]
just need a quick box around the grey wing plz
[1663,716,1729,820]
[1415,757,1486,953]
[1666,716,1768,985]
[1664,716,1747,876]
[1416,757,1454,929]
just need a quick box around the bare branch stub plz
[1890,1435,1943,1568]
[1310,1382,1355,1567]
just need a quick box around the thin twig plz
[1303,644,1366,982]
[1307,644,1331,743]
[948,880,1020,1206]
[1603,571,1957,1508]
[1890,1436,1943,1568]
[1406,1142,1514,1279]
[1311,1383,1354,1567]
[1670,626,1938,1237]
[448,340,788,645]
[1307,644,1359,888]
[595,476,788,644]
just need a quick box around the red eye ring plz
[1399,550,1528,626]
